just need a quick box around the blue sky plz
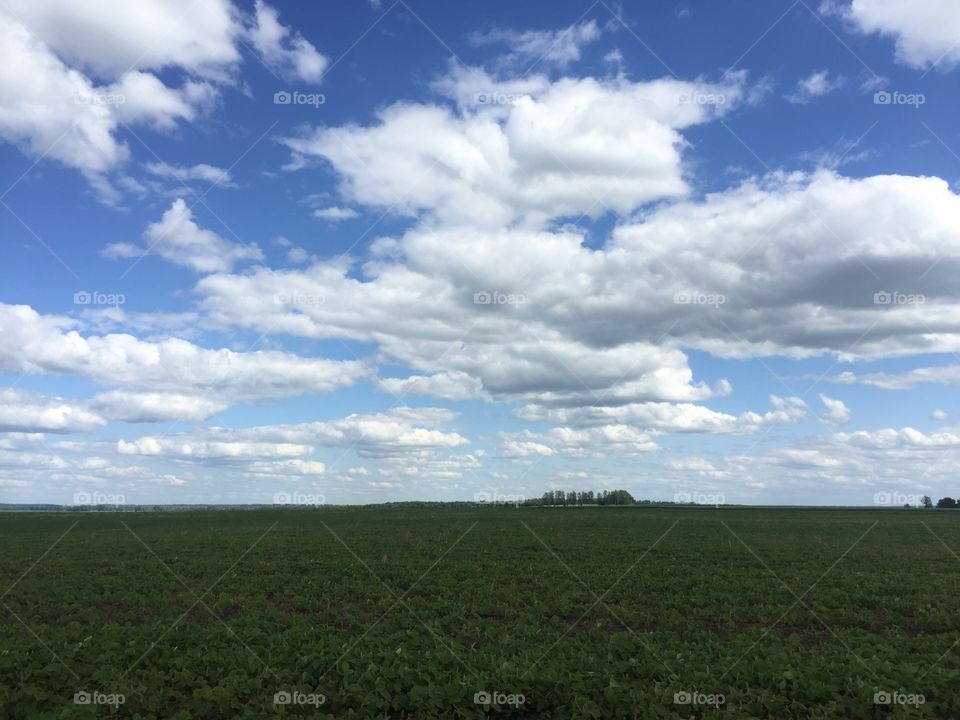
[2,0,960,506]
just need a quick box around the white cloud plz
[144,162,234,186]
[0,303,370,416]
[118,437,313,459]
[282,70,751,227]
[116,408,469,463]
[829,365,960,390]
[469,20,602,69]
[247,1,328,83]
[0,390,105,433]
[378,371,485,401]
[932,409,948,421]
[0,0,327,198]
[191,162,960,429]
[516,396,806,433]
[502,425,659,458]
[819,393,851,424]
[0,7,227,195]
[90,391,228,423]
[841,0,960,70]
[785,70,844,103]
[312,206,359,221]
[664,457,728,478]
[104,199,263,273]
[3,0,240,78]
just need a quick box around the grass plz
[1,505,958,718]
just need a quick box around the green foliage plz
[1,506,958,718]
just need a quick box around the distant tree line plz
[912,496,960,509]
[529,489,637,506]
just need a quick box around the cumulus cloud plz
[828,364,960,390]
[0,0,327,197]
[0,303,370,415]
[515,396,806,433]
[90,391,228,423]
[144,162,234,186]
[840,0,960,70]
[197,169,960,416]
[312,206,359,221]
[378,371,486,401]
[0,390,105,433]
[732,424,960,497]
[247,0,328,82]
[0,6,228,198]
[3,0,240,78]
[819,393,851,424]
[469,20,602,69]
[501,425,659,458]
[116,408,469,463]
[785,70,844,103]
[103,199,263,272]
[281,69,751,227]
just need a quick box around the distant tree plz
[922,495,934,508]
[937,497,957,509]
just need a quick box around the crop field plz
[1,505,958,718]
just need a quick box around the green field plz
[2,506,958,718]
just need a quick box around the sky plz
[1,0,960,507]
